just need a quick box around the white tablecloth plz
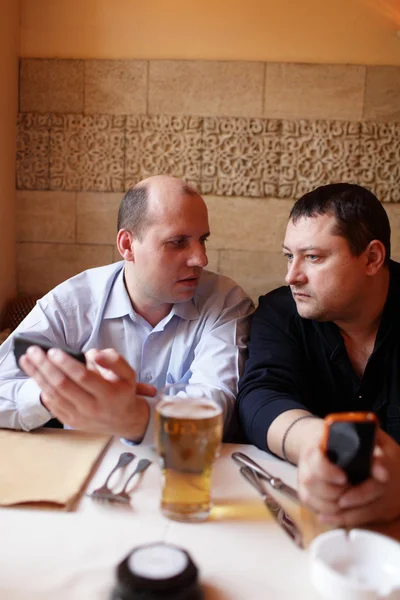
[0,439,320,599]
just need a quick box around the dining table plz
[1,435,400,600]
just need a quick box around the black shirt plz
[237,260,400,452]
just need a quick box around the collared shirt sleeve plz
[0,262,123,432]
[188,288,254,436]
[0,301,68,430]
[237,291,309,452]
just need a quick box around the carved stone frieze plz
[49,114,125,192]
[279,120,360,198]
[16,112,400,202]
[16,113,50,190]
[125,115,203,191]
[359,123,400,203]
[201,117,280,197]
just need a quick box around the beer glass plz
[155,383,223,522]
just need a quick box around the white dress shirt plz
[0,261,253,439]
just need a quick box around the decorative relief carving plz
[125,115,203,190]
[50,114,125,192]
[279,120,360,198]
[124,115,140,189]
[16,112,400,202]
[16,113,50,190]
[201,117,280,197]
[360,123,400,203]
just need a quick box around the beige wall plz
[15,2,400,303]
[0,0,19,311]
[21,0,400,65]
[16,57,400,302]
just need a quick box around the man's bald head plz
[117,175,201,240]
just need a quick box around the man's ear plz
[365,240,386,275]
[117,229,135,261]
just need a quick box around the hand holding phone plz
[13,334,86,368]
[321,412,378,486]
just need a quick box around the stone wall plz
[17,59,400,301]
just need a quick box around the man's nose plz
[285,259,306,285]
[187,243,208,268]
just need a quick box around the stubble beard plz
[294,297,328,322]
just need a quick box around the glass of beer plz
[155,383,223,522]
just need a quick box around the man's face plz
[283,213,369,322]
[130,191,209,310]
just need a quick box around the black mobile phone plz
[13,334,86,368]
[321,412,378,486]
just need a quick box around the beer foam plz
[158,397,221,419]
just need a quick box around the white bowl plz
[309,529,400,600]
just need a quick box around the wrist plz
[283,415,324,464]
[121,396,150,441]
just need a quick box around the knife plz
[231,451,299,504]
[240,466,304,549]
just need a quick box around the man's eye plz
[283,253,293,261]
[306,255,319,261]
[200,237,209,246]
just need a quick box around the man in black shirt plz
[238,183,400,527]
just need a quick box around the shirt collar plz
[103,266,135,320]
[103,265,200,322]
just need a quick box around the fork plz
[96,458,152,504]
[90,451,135,499]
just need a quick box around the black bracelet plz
[281,415,317,464]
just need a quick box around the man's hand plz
[298,428,400,527]
[19,346,157,439]
[297,441,348,516]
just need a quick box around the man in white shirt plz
[0,175,253,442]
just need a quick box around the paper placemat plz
[0,428,111,510]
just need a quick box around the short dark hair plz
[117,185,150,240]
[289,183,391,265]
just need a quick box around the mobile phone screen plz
[326,420,376,485]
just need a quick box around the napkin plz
[0,428,111,510]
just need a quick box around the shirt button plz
[145,374,152,382]
[149,334,155,340]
